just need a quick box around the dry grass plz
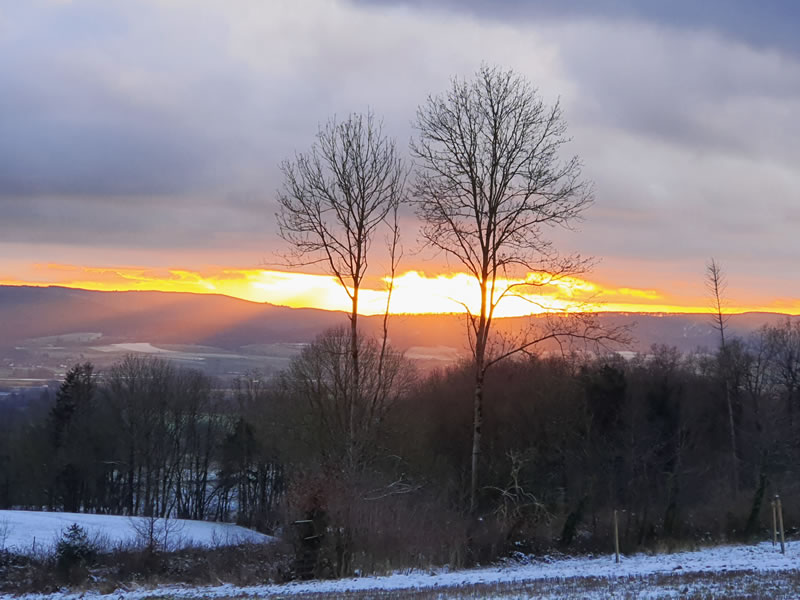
[182,570,800,600]
[0,541,293,594]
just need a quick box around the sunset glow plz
[3,264,799,317]
[2,0,800,348]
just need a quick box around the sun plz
[5,263,800,316]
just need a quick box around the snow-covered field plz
[0,510,272,555]
[1,536,797,599]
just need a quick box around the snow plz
[1,536,797,599]
[90,342,175,354]
[0,510,272,555]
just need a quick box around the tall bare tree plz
[705,257,738,492]
[706,258,730,348]
[278,111,406,469]
[412,65,605,511]
[765,318,800,427]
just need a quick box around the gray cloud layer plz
[1,0,799,297]
[356,0,800,56]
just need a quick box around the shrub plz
[55,523,97,583]
[283,469,475,579]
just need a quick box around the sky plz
[1,0,799,315]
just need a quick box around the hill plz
[0,285,793,378]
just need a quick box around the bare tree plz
[705,257,738,492]
[742,328,773,481]
[765,318,800,427]
[277,111,406,470]
[706,258,730,348]
[412,65,611,511]
[281,326,415,469]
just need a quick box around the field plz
[0,510,273,555]
[0,510,795,600]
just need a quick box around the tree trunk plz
[470,278,489,513]
[127,445,135,515]
[349,286,360,470]
[707,258,738,493]
[724,381,739,493]
[470,369,484,513]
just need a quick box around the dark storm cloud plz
[355,0,800,56]
[357,0,800,162]
[0,2,265,199]
[557,22,800,163]
[0,0,444,248]
[0,1,419,211]
[0,1,302,249]
[0,191,277,249]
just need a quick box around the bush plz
[283,469,475,579]
[55,523,96,583]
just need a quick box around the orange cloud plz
[2,263,799,316]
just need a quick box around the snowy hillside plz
[0,510,272,554]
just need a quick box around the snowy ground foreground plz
[2,540,798,600]
[0,510,272,554]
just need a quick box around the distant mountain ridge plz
[0,285,793,355]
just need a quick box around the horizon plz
[3,279,799,318]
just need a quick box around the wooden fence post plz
[613,509,620,564]
[771,499,777,547]
[776,495,785,555]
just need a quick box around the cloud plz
[354,0,800,57]
[0,0,566,247]
[0,0,798,305]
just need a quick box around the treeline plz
[1,318,799,573]
[0,356,284,529]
